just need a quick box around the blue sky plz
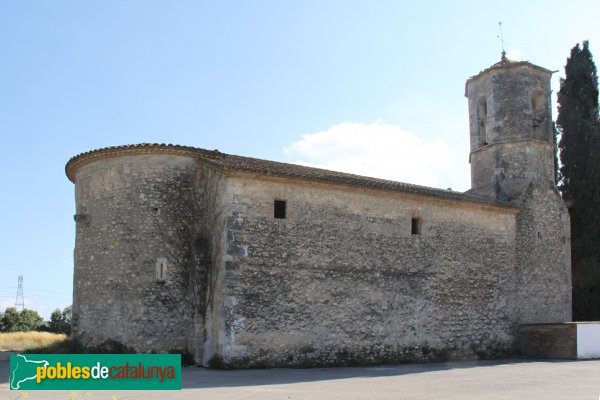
[1,1,599,319]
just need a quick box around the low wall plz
[577,323,600,359]
[520,322,600,359]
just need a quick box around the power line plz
[27,295,72,302]
[0,287,71,295]
[0,290,70,298]
[25,287,72,296]
[0,288,71,297]
[32,294,70,299]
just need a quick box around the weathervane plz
[497,21,507,63]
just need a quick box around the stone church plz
[66,55,571,367]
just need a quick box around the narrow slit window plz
[274,200,286,219]
[156,258,167,281]
[477,96,488,145]
[411,217,421,235]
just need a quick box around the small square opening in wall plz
[274,200,286,219]
[411,217,421,235]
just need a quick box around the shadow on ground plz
[0,352,13,385]
[0,353,575,390]
[180,358,566,389]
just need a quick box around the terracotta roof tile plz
[66,143,515,208]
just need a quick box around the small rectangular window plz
[274,200,286,219]
[156,257,167,281]
[411,217,421,235]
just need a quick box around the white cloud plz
[506,48,523,61]
[0,298,15,311]
[284,121,461,189]
[0,298,55,320]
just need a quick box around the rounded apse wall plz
[68,146,200,352]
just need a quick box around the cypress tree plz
[557,41,600,321]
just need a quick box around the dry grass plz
[0,331,69,352]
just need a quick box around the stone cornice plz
[225,169,520,214]
[67,143,517,210]
[467,60,554,83]
[465,60,554,97]
[469,137,554,158]
[65,143,215,182]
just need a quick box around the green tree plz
[0,307,20,332]
[553,122,561,184]
[557,40,600,320]
[0,307,43,332]
[48,306,71,334]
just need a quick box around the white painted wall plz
[576,324,600,359]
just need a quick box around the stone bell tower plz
[465,55,571,324]
[465,54,556,200]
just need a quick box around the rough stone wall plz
[515,179,572,323]
[72,154,203,353]
[69,149,572,367]
[466,64,553,148]
[192,163,229,365]
[469,140,556,200]
[466,64,554,199]
[186,163,225,362]
[216,173,521,367]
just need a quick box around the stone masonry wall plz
[469,140,556,200]
[466,64,554,199]
[217,173,521,367]
[186,163,224,362]
[69,146,572,367]
[466,64,552,152]
[192,163,229,365]
[515,179,572,323]
[72,154,202,353]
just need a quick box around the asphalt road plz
[1,353,599,400]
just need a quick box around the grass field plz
[0,333,192,362]
[0,331,70,352]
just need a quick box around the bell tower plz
[465,55,556,200]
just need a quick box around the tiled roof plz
[464,58,555,98]
[66,143,516,208]
[466,58,554,84]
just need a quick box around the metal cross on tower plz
[497,21,507,62]
[15,275,24,311]
[497,21,505,52]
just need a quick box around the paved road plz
[1,353,599,400]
